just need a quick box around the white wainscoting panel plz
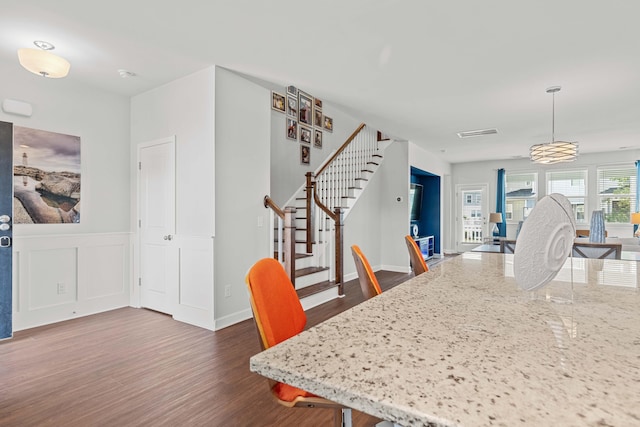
[28,248,78,310]
[13,233,131,331]
[172,235,214,331]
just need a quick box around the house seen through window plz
[505,172,537,223]
[547,169,587,224]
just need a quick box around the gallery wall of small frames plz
[272,85,333,165]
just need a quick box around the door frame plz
[132,136,176,309]
[455,183,489,252]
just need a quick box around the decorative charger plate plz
[514,193,576,291]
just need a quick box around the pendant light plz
[17,40,70,78]
[530,86,578,164]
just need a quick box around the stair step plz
[295,266,329,278]
[273,252,312,260]
[296,279,339,299]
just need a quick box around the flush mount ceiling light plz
[457,128,498,138]
[17,40,70,78]
[117,69,136,78]
[530,86,578,164]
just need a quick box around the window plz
[547,169,587,224]
[505,172,537,223]
[597,166,637,224]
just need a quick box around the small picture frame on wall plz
[286,118,298,140]
[272,91,285,112]
[287,85,297,96]
[314,108,323,128]
[298,92,313,125]
[323,116,333,132]
[314,98,322,109]
[300,126,312,144]
[287,96,297,117]
[314,129,322,148]
[301,145,310,165]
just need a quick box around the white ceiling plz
[2,0,639,163]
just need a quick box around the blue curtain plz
[633,160,640,235]
[496,168,506,237]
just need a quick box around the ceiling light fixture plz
[118,69,136,78]
[530,86,577,164]
[17,40,70,78]
[457,128,498,138]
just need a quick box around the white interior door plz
[139,137,176,314]
[456,184,488,252]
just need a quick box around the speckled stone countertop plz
[250,253,640,426]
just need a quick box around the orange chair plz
[350,245,382,300]
[246,258,352,426]
[404,235,429,276]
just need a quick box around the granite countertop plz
[250,253,640,426]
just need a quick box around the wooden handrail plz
[263,195,284,219]
[311,181,337,222]
[315,122,366,177]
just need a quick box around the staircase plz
[265,123,389,306]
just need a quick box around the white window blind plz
[546,169,587,223]
[505,172,537,222]
[597,166,636,223]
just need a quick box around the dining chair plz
[404,235,429,275]
[350,245,382,300]
[245,258,353,427]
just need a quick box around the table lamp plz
[631,212,640,237]
[489,212,503,236]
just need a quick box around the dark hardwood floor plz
[0,270,415,427]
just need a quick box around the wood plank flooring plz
[0,271,413,427]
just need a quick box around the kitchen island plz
[250,253,640,426]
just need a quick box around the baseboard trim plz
[214,308,252,331]
[380,264,410,273]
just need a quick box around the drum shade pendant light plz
[530,86,577,164]
[18,40,70,78]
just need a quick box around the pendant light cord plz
[551,90,555,142]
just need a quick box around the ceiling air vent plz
[457,128,498,138]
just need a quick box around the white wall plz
[379,141,411,271]
[0,60,132,330]
[213,68,271,328]
[270,94,364,206]
[451,149,640,245]
[130,67,215,329]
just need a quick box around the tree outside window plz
[597,167,636,223]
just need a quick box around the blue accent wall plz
[0,121,12,339]
[410,166,441,253]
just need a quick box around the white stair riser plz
[296,270,330,288]
[300,287,339,311]
[295,255,316,269]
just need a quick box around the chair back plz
[245,258,306,350]
[350,245,382,299]
[404,235,429,275]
